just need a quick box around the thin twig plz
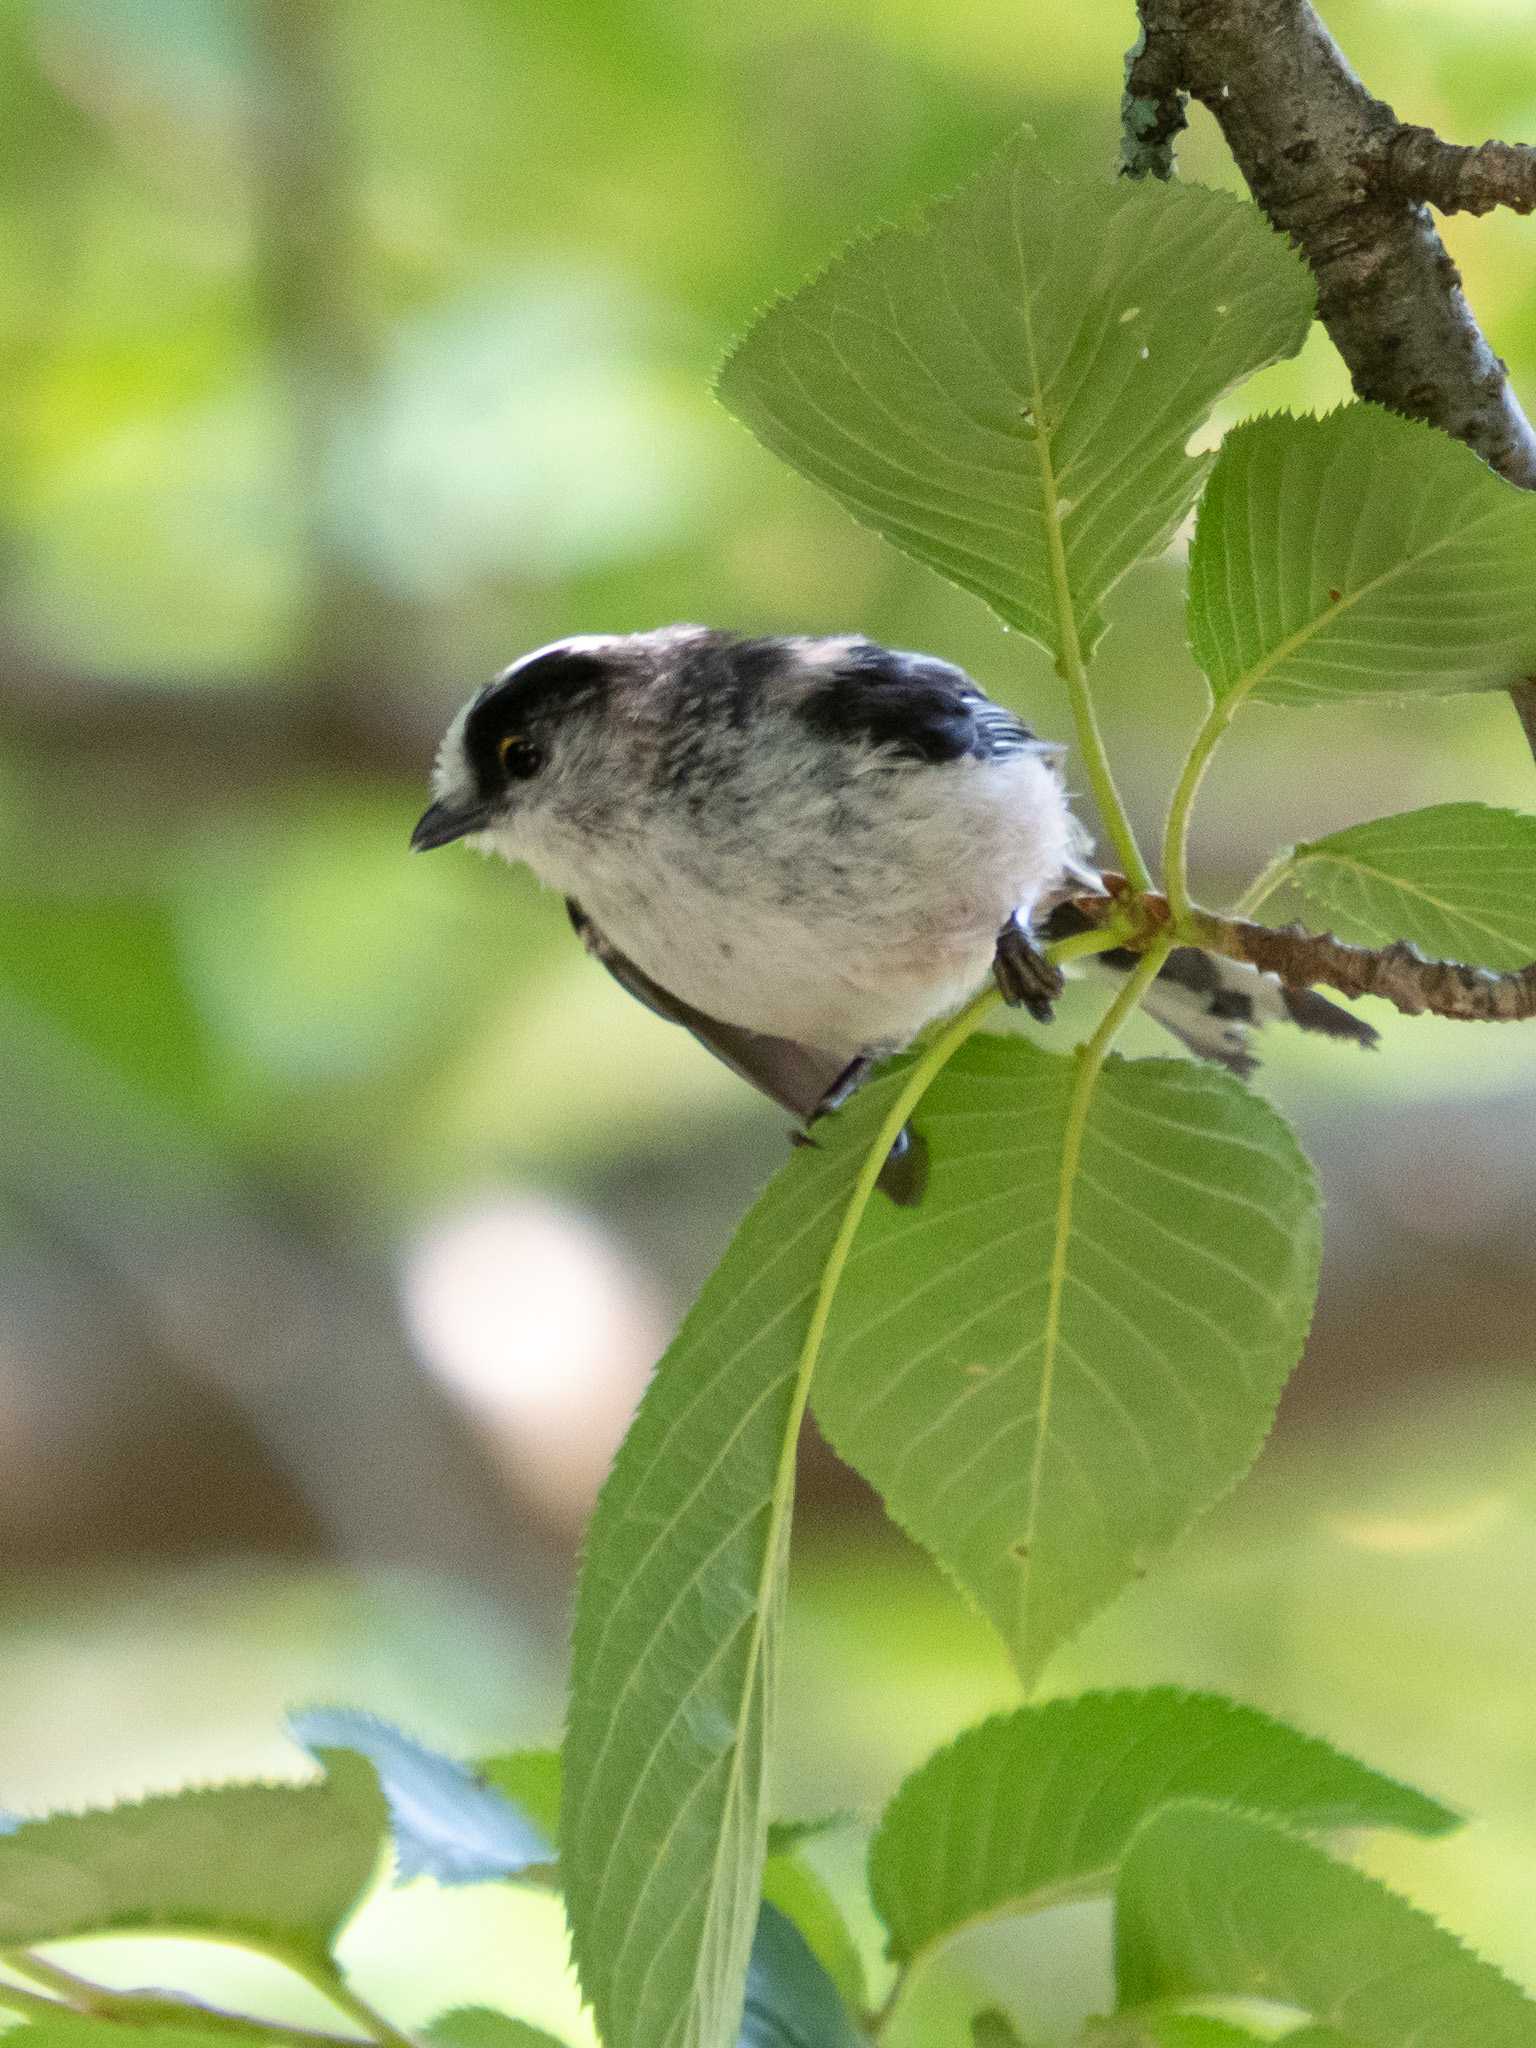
[0,1975,72,2023]
[0,1946,371,2047]
[1074,882,1536,1024]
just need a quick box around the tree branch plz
[1077,882,1536,1024]
[1123,0,1536,771]
[1123,0,1536,490]
[1379,125,1536,218]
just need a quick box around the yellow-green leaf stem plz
[1161,695,1242,927]
[794,916,1140,1468]
[812,984,1320,1687]
[1228,848,1299,920]
[1019,285,1153,895]
[564,924,1132,2048]
[744,929,1140,1926]
[1019,937,1173,1659]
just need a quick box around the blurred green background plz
[2,0,1535,2037]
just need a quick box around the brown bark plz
[1122,0,1536,769]
[1079,882,1536,1024]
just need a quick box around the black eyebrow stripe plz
[462,648,612,791]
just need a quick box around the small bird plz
[413,626,1374,1200]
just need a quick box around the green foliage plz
[0,894,214,1121]
[761,1845,869,2017]
[868,1689,1456,1964]
[717,139,1312,664]
[0,1769,384,1957]
[971,2015,1031,2048]
[1115,1804,1536,2045]
[561,1065,908,2048]
[1287,804,1536,968]
[1088,2021,1364,2048]
[11,22,1536,2048]
[477,1751,563,1849]
[1188,406,1536,708]
[0,2026,263,2048]
[813,1044,1320,1682]
[1087,2022,1279,2048]
[564,131,1536,2048]
[427,2010,572,2048]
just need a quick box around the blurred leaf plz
[1115,1803,1536,2044]
[1279,2035,1373,2047]
[427,2009,572,2048]
[739,1903,866,2048]
[1188,406,1536,708]
[1288,804,1536,969]
[0,2026,261,2048]
[477,1750,562,1850]
[562,1066,910,2048]
[0,894,212,1120]
[176,791,534,1097]
[971,2013,1030,2047]
[718,136,1310,662]
[0,1771,384,1957]
[1086,2021,1364,2047]
[336,273,714,595]
[291,1710,551,1885]
[1088,2009,1372,2046]
[1084,2021,1253,2048]
[870,1689,1456,1963]
[762,1845,868,2017]
[812,1040,1321,1683]
[766,1814,851,1858]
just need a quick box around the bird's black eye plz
[497,733,544,780]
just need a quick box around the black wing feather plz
[797,642,1037,764]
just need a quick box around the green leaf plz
[0,893,214,1121]
[290,1710,551,1885]
[563,1071,905,2048]
[1115,1802,1536,2045]
[870,1689,1456,1963]
[762,1846,869,2017]
[1188,406,1536,708]
[478,1750,563,1849]
[739,1904,866,2048]
[812,1039,1320,1682]
[428,2009,572,2048]
[972,2013,1031,2048]
[0,1772,385,1957]
[1288,803,1536,969]
[1280,2034,1373,2047]
[0,2026,274,2048]
[766,1814,851,1858]
[1081,2007,1368,2039]
[717,135,1311,663]
[1086,2021,1270,2048]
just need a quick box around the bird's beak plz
[410,798,489,851]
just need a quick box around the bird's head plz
[410,634,651,859]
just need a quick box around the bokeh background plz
[3,0,1535,2037]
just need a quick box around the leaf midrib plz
[1221,498,1507,704]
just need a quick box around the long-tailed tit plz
[413,627,1373,1200]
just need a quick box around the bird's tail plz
[1044,903,1378,1076]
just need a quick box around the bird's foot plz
[813,1054,873,1120]
[994,913,1064,1024]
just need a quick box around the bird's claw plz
[994,915,1063,1024]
